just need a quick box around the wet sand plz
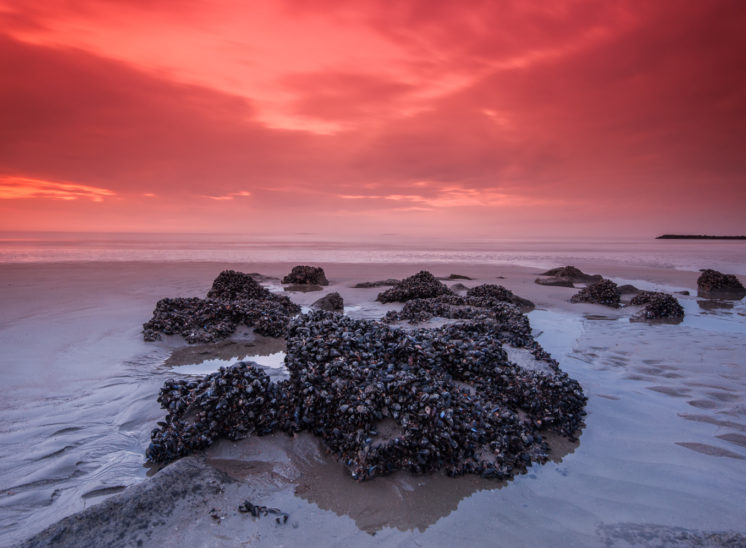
[1,260,745,546]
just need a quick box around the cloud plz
[204,190,252,200]
[0,175,115,201]
[0,2,745,236]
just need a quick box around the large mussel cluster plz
[284,311,585,480]
[146,270,586,482]
[142,270,300,342]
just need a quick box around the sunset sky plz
[1,0,745,238]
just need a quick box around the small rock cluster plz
[282,265,329,286]
[466,284,535,312]
[142,270,300,343]
[540,266,602,283]
[352,279,399,288]
[376,271,453,303]
[697,269,746,300]
[535,277,575,288]
[629,291,684,322]
[570,279,621,308]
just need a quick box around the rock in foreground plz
[282,265,329,286]
[147,305,586,483]
[697,269,746,300]
[570,279,621,308]
[376,271,453,303]
[629,291,684,322]
[20,458,230,548]
[147,363,288,462]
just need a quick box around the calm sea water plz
[2,232,745,274]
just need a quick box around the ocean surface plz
[1,234,745,546]
[2,232,746,274]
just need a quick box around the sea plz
[1,232,746,274]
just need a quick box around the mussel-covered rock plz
[466,284,534,312]
[284,311,585,481]
[206,270,274,301]
[697,269,746,300]
[146,307,586,483]
[540,266,602,283]
[142,297,297,342]
[570,279,621,308]
[629,291,684,322]
[311,291,344,312]
[376,271,453,303]
[383,295,548,360]
[147,362,290,462]
[142,270,300,343]
[282,265,329,286]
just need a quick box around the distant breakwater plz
[656,234,746,240]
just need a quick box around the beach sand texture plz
[1,258,745,547]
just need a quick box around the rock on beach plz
[697,269,746,300]
[282,265,329,286]
[570,279,621,308]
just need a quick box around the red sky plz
[1,0,745,238]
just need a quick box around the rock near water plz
[282,265,329,286]
[142,270,300,343]
[697,269,746,300]
[376,271,453,303]
[629,291,684,322]
[570,279,621,308]
[311,291,344,312]
[540,266,602,283]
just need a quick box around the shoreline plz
[2,260,746,546]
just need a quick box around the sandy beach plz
[1,258,745,547]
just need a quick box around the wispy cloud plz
[204,190,252,201]
[338,185,559,209]
[0,175,115,201]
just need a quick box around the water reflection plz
[207,430,579,534]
